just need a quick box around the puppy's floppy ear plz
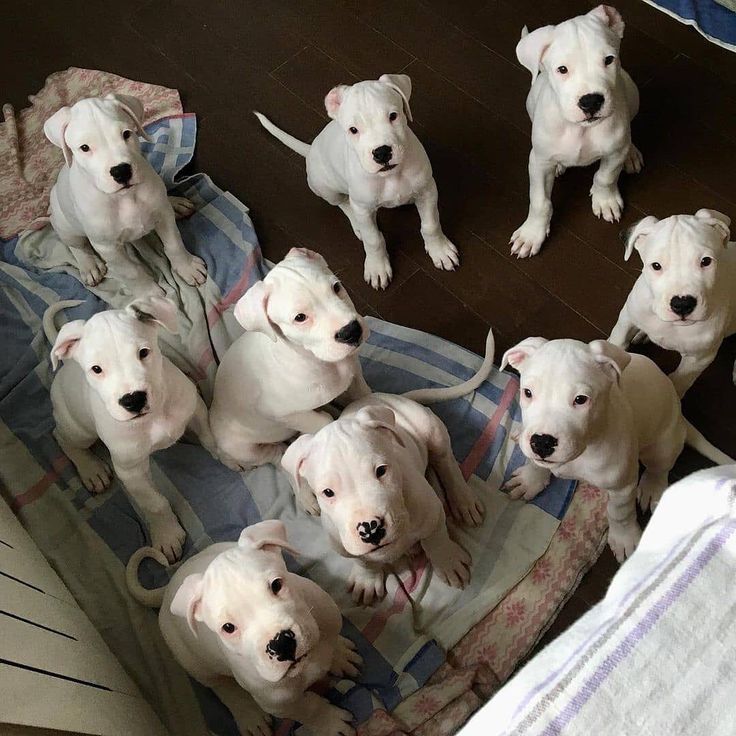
[238,520,298,556]
[170,573,204,637]
[281,434,315,501]
[694,209,731,245]
[589,340,630,383]
[50,319,86,370]
[126,296,179,334]
[500,337,547,372]
[620,215,659,261]
[516,25,555,82]
[379,73,413,122]
[106,92,153,143]
[588,5,625,39]
[233,281,277,342]
[353,405,406,447]
[44,106,74,166]
[325,84,350,120]
[284,247,329,269]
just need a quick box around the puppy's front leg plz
[421,520,472,589]
[274,692,354,736]
[208,678,271,736]
[337,367,372,405]
[590,148,628,223]
[111,455,185,563]
[347,559,386,605]
[503,459,552,501]
[606,480,641,563]
[68,241,108,287]
[510,150,556,258]
[350,200,392,290]
[670,351,717,397]
[415,179,459,272]
[154,208,207,286]
[609,302,640,349]
[185,394,219,458]
[281,409,333,435]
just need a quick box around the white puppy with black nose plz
[210,248,370,470]
[45,297,217,562]
[282,331,494,605]
[44,93,206,293]
[126,520,362,736]
[610,209,735,396]
[254,74,458,289]
[511,5,643,258]
[501,338,734,562]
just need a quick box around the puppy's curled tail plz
[403,328,495,405]
[253,112,311,158]
[685,421,736,466]
[42,299,84,344]
[125,547,169,608]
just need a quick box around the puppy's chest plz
[554,123,623,167]
[92,192,159,242]
[302,364,353,403]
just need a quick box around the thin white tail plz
[403,328,495,404]
[125,547,168,608]
[43,299,84,344]
[685,421,736,465]
[254,111,311,157]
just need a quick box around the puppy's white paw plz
[173,254,207,286]
[76,454,112,494]
[149,512,186,563]
[448,484,485,527]
[168,196,196,219]
[510,217,549,258]
[330,635,363,679]
[432,539,472,589]
[555,163,567,178]
[348,563,386,605]
[590,184,623,223]
[503,463,551,501]
[77,252,108,287]
[608,522,642,563]
[637,474,666,512]
[316,704,355,736]
[363,253,393,290]
[229,698,272,736]
[425,235,459,271]
[624,144,644,175]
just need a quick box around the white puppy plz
[281,331,494,605]
[254,74,458,289]
[126,520,362,736]
[510,5,643,258]
[44,297,217,562]
[210,248,370,470]
[500,338,734,562]
[610,209,735,396]
[44,94,206,293]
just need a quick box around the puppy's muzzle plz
[110,163,133,185]
[578,93,604,117]
[335,319,363,346]
[357,518,387,546]
[530,433,558,460]
[670,295,697,318]
[118,390,147,415]
[372,145,393,165]
[265,629,297,662]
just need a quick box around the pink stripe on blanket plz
[12,454,70,511]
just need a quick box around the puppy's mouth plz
[378,163,397,172]
[285,651,309,676]
[116,183,137,192]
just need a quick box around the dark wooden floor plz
[5,0,736,654]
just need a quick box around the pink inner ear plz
[505,349,527,368]
[325,87,343,116]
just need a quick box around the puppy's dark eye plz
[651,262,662,271]
[604,55,615,66]
[91,365,103,374]
[294,313,307,323]
[701,256,713,268]
[574,395,588,405]
[557,66,568,75]
[122,130,132,140]
[80,144,90,152]
[270,578,283,595]
[523,388,532,399]
[221,622,236,634]
[349,126,359,135]
[332,282,342,294]
[138,348,150,360]
[375,465,388,478]
[323,488,335,498]
[389,112,398,122]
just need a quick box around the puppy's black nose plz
[372,145,393,165]
[119,391,147,414]
[530,433,558,460]
[578,93,604,115]
[670,295,697,318]
[334,319,363,346]
[266,629,297,662]
[357,518,386,546]
[110,163,132,184]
